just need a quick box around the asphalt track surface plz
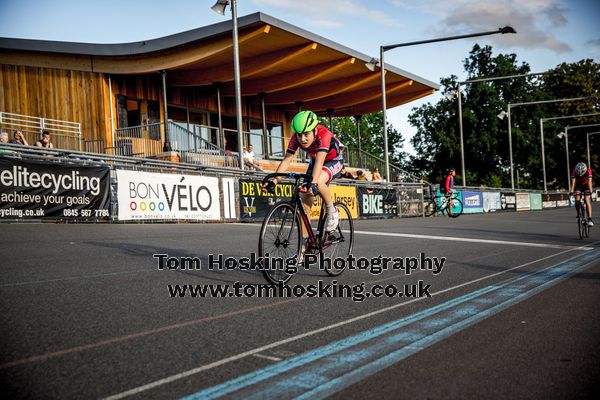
[1,207,599,399]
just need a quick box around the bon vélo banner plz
[116,169,220,220]
[0,157,110,220]
[357,186,398,218]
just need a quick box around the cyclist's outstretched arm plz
[269,153,295,186]
[570,178,576,194]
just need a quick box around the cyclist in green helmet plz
[268,110,345,232]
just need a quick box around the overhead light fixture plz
[445,91,458,100]
[365,57,379,72]
[211,0,229,15]
[497,110,507,120]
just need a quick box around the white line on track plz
[231,223,593,251]
[351,230,594,250]
[252,354,282,362]
[102,241,598,400]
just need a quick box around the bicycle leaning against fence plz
[570,191,592,239]
[259,172,354,285]
[424,190,463,218]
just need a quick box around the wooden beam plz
[264,71,384,104]
[168,42,318,87]
[91,25,270,74]
[219,57,356,95]
[302,79,413,111]
[318,88,435,116]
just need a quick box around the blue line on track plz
[181,250,598,400]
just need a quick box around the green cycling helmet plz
[291,110,318,134]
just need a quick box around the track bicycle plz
[424,191,463,218]
[259,172,354,285]
[570,191,592,239]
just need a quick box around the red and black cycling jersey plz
[571,168,592,186]
[286,125,344,161]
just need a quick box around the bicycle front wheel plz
[259,202,302,285]
[424,198,438,217]
[447,197,463,218]
[322,202,354,277]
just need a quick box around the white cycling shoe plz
[326,210,340,232]
[587,219,594,227]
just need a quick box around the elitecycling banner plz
[462,191,484,213]
[239,178,294,220]
[357,186,398,218]
[0,158,110,220]
[500,191,517,211]
[116,169,220,220]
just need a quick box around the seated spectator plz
[372,167,383,181]
[243,144,263,171]
[0,131,8,144]
[339,167,355,179]
[10,130,29,145]
[36,130,54,149]
[356,170,368,181]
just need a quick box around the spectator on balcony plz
[36,130,54,149]
[356,170,368,181]
[339,167,355,179]
[243,144,263,171]
[0,131,8,143]
[372,167,383,181]
[10,130,29,145]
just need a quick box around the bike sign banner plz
[239,178,294,220]
[0,157,110,220]
[357,186,398,218]
[116,169,220,220]
[462,191,484,213]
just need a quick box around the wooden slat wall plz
[0,64,110,143]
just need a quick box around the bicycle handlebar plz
[262,172,308,184]
[569,190,592,196]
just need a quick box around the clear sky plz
[1,0,598,153]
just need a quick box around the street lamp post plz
[497,96,590,189]
[557,130,570,189]
[212,0,245,171]
[373,26,515,182]
[539,115,600,191]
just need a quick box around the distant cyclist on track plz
[266,110,344,232]
[570,162,593,227]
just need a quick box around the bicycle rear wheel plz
[259,202,302,285]
[447,197,463,218]
[321,202,354,277]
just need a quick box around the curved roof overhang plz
[0,12,439,117]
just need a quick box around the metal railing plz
[0,111,82,151]
[344,147,419,183]
[169,122,221,152]
[114,123,163,157]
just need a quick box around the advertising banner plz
[116,169,220,220]
[357,186,398,218]
[310,185,358,219]
[500,192,517,211]
[483,192,501,212]
[462,191,484,213]
[0,158,110,220]
[516,192,531,211]
[238,178,294,220]
[542,193,556,209]
[529,193,543,210]
[549,192,570,207]
[399,187,424,217]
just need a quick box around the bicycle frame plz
[264,172,330,252]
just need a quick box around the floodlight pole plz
[379,26,515,184]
